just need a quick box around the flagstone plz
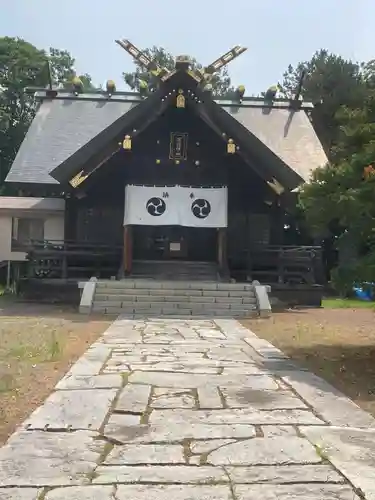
[24,389,117,431]
[0,316,367,500]
[93,465,228,484]
[0,431,104,487]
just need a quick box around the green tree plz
[48,47,76,86]
[0,37,94,189]
[281,49,366,155]
[299,86,375,293]
[123,45,233,97]
[48,48,96,90]
[279,50,375,292]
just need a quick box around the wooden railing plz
[25,240,324,285]
[26,240,123,279]
[232,245,324,285]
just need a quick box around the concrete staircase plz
[89,280,264,318]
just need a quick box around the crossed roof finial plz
[115,39,247,83]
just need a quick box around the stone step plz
[92,277,259,320]
[94,294,257,305]
[91,304,257,318]
[81,278,270,318]
[130,276,218,282]
[96,281,255,291]
[93,300,257,311]
[95,288,256,298]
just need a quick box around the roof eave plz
[50,88,170,185]
[29,88,142,103]
[214,97,314,111]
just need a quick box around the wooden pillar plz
[123,225,133,275]
[270,200,284,245]
[64,195,78,242]
[63,195,79,280]
[217,228,228,275]
[62,241,68,280]
[246,213,253,279]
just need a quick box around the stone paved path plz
[1,318,375,500]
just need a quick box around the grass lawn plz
[0,298,111,445]
[322,297,375,309]
[243,304,375,417]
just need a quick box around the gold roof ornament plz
[237,85,245,98]
[265,84,280,101]
[106,80,116,95]
[69,170,89,188]
[72,76,83,96]
[176,89,185,108]
[227,138,236,154]
[122,135,132,151]
[139,78,148,98]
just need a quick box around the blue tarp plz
[353,283,374,301]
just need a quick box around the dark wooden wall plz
[68,105,281,259]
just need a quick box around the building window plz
[11,218,44,250]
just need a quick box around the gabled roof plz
[5,83,328,191]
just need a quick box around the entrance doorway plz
[132,226,217,262]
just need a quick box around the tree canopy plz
[286,51,375,292]
[281,49,367,155]
[123,45,233,97]
[0,37,94,190]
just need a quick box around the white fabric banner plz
[124,185,227,227]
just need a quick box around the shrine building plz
[2,40,328,313]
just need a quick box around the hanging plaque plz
[169,132,188,160]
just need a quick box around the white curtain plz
[124,185,227,227]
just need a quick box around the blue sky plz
[1,0,374,93]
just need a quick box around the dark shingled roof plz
[6,96,138,185]
[222,102,328,183]
[5,89,327,189]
